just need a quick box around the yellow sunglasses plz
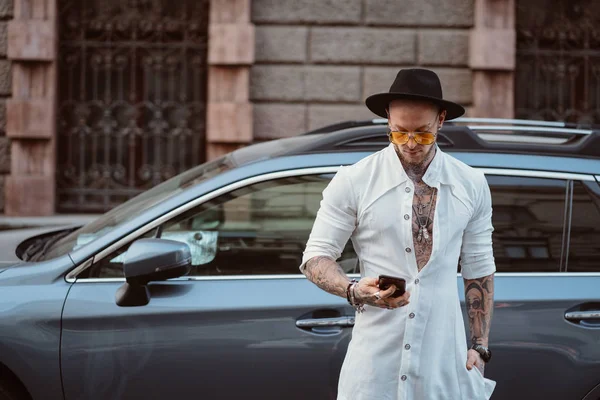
[387,114,440,145]
[388,130,437,145]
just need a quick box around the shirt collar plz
[383,143,450,189]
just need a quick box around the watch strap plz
[470,344,492,363]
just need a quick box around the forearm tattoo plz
[304,256,349,298]
[465,274,494,347]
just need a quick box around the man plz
[300,69,496,400]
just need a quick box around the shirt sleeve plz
[460,172,496,280]
[299,167,357,272]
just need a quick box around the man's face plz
[387,100,445,166]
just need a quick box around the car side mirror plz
[115,238,191,307]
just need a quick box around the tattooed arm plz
[461,171,496,337]
[465,274,494,348]
[303,256,350,298]
[460,172,496,373]
[303,255,410,308]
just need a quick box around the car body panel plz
[0,254,77,286]
[460,274,600,400]
[0,280,72,400]
[61,278,352,400]
[58,272,600,400]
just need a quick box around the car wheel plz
[0,376,27,400]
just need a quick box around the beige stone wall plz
[0,0,11,212]
[250,0,475,140]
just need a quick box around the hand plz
[353,277,411,309]
[466,349,485,375]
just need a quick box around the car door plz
[559,178,600,399]
[461,171,600,400]
[60,169,358,400]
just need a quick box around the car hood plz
[0,226,77,269]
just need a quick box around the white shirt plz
[301,144,497,400]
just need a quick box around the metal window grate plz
[57,0,209,213]
[515,0,600,123]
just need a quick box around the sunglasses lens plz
[389,131,409,144]
[414,132,436,145]
[390,131,436,145]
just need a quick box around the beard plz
[395,144,437,179]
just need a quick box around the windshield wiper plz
[24,229,75,262]
[22,238,47,261]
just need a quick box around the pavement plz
[0,214,101,231]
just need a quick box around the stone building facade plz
[0,0,531,216]
[251,0,476,139]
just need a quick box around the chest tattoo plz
[412,182,437,271]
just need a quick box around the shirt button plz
[409,312,415,319]
[401,375,407,381]
[404,214,410,220]
[405,344,411,350]
[405,248,412,253]
[405,187,411,193]
[415,278,420,284]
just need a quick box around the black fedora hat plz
[365,68,465,120]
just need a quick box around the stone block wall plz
[251,0,475,139]
[0,0,11,212]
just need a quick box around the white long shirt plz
[301,144,497,400]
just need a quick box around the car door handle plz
[296,316,355,328]
[564,311,600,321]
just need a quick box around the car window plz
[486,175,567,273]
[39,156,235,262]
[566,180,600,272]
[85,173,359,278]
[40,135,331,262]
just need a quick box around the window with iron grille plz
[57,0,209,212]
[515,0,600,123]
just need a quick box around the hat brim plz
[365,92,465,121]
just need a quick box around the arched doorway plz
[57,0,210,212]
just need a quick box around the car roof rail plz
[437,125,600,158]
[303,117,600,136]
[303,119,387,135]
[451,117,600,130]
[446,117,597,146]
[294,118,600,158]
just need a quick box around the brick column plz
[206,0,254,161]
[469,0,516,118]
[5,0,57,216]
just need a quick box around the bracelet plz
[346,280,355,305]
[346,279,365,313]
[351,283,365,313]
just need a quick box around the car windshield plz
[34,134,324,262]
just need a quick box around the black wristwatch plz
[471,344,492,363]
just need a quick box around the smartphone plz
[378,275,406,298]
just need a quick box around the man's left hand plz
[466,349,485,375]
